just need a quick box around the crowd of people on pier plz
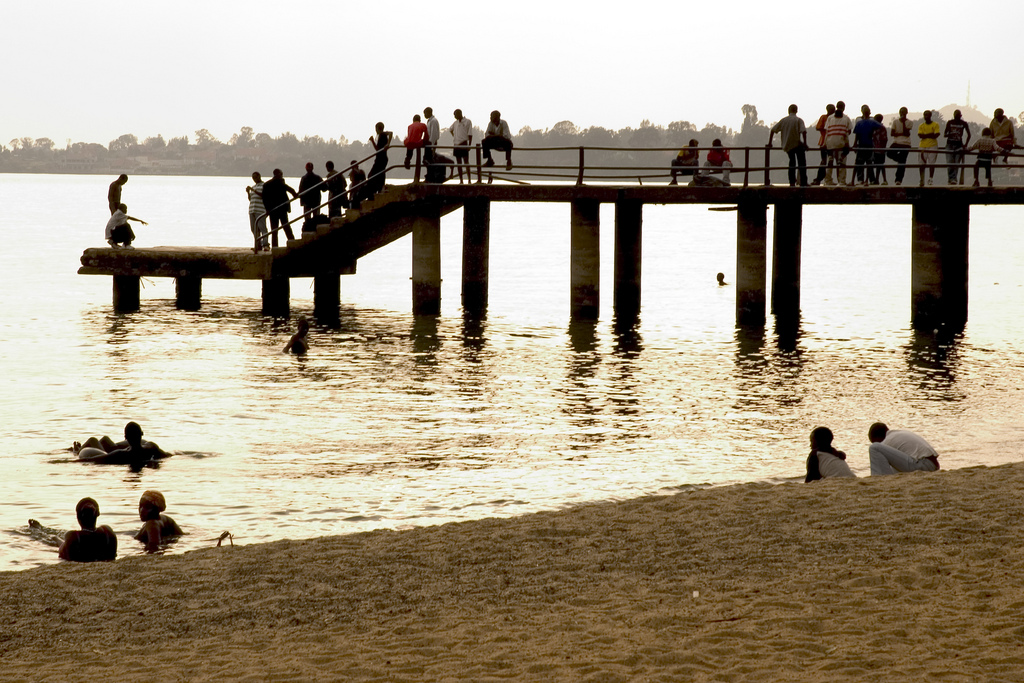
[804,423,941,482]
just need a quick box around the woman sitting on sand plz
[805,427,856,482]
[58,497,117,562]
[135,490,183,553]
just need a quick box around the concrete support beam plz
[736,198,768,326]
[911,199,970,330]
[261,277,290,317]
[771,201,803,321]
[314,273,341,323]
[570,198,601,319]
[461,198,490,315]
[614,198,642,316]
[112,275,140,312]
[174,276,202,311]
[412,205,442,315]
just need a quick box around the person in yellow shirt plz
[917,110,941,186]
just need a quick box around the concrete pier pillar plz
[461,198,490,315]
[174,276,202,311]
[771,200,803,321]
[911,199,969,330]
[112,275,140,312]
[261,277,290,317]
[614,198,642,316]
[412,205,442,315]
[736,198,767,326]
[314,273,341,323]
[570,198,600,319]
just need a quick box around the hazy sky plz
[7,1,1022,147]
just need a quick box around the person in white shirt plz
[482,109,514,170]
[867,422,940,475]
[448,109,473,183]
[105,203,148,249]
[423,107,440,163]
[805,426,856,482]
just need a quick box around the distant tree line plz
[1,106,1020,184]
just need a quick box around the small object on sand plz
[693,590,700,599]
[216,531,233,547]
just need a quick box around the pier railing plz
[255,143,1020,251]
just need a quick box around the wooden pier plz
[80,182,1024,331]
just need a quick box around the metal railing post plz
[763,146,771,186]
[414,147,422,183]
[577,146,585,186]
[475,144,483,184]
[744,148,750,188]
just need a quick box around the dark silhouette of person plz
[76,421,170,466]
[108,174,128,214]
[324,161,348,218]
[348,160,367,208]
[367,123,394,198]
[58,497,117,562]
[404,114,429,168]
[135,490,183,553]
[482,110,514,169]
[298,162,324,231]
[805,427,855,482]
[284,316,309,354]
[716,272,727,286]
[262,168,298,247]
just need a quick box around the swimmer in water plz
[283,316,309,354]
[716,272,727,286]
[75,422,170,465]
[135,490,183,553]
[58,497,117,562]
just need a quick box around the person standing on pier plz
[367,122,393,198]
[943,110,972,185]
[324,161,347,218]
[262,169,298,248]
[824,101,852,186]
[404,114,429,169]
[768,104,808,187]
[889,107,913,186]
[246,172,268,251]
[423,107,440,163]
[482,110,514,170]
[348,160,367,208]
[852,105,882,186]
[298,162,324,231]
[966,128,1002,187]
[871,114,889,185]
[107,174,128,214]
[810,104,835,186]
[448,109,473,183]
[917,110,940,186]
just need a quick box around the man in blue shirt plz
[852,105,883,186]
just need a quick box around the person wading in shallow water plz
[284,316,309,354]
[58,497,117,562]
[135,490,183,553]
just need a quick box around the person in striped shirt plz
[966,128,1005,187]
[246,172,268,251]
[823,101,852,186]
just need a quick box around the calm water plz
[2,173,1023,571]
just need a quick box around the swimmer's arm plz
[139,520,162,553]
[283,335,297,352]
[57,532,74,560]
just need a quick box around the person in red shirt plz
[702,139,732,185]
[404,114,429,169]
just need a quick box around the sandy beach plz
[3,463,1024,682]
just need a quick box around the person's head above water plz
[297,316,309,336]
[124,421,144,447]
[139,490,166,521]
[76,497,100,530]
[716,272,726,285]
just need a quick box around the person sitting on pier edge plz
[246,172,268,251]
[76,421,170,466]
[824,101,852,186]
[283,316,309,354]
[917,110,940,186]
[700,139,732,185]
[367,122,394,198]
[768,104,808,187]
[58,497,117,562]
[670,139,700,185]
[871,114,889,185]
[298,162,324,232]
[108,174,128,215]
[404,114,429,169]
[348,160,367,208]
[105,203,147,249]
[805,426,855,482]
[867,422,940,476]
[324,161,348,218]
[448,109,473,184]
[482,110,514,170]
[852,105,882,187]
[966,128,1002,187]
[810,104,835,186]
[888,107,913,186]
[990,108,1016,162]
[944,109,972,185]
[261,169,298,248]
[135,490,183,553]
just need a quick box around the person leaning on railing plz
[966,128,1003,187]
[887,107,913,186]
[669,139,700,185]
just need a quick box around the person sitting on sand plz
[805,426,855,482]
[58,497,117,562]
[75,422,170,465]
[283,316,309,354]
[135,490,183,553]
[867,422,940,476]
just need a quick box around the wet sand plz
[3,463,1024,682]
